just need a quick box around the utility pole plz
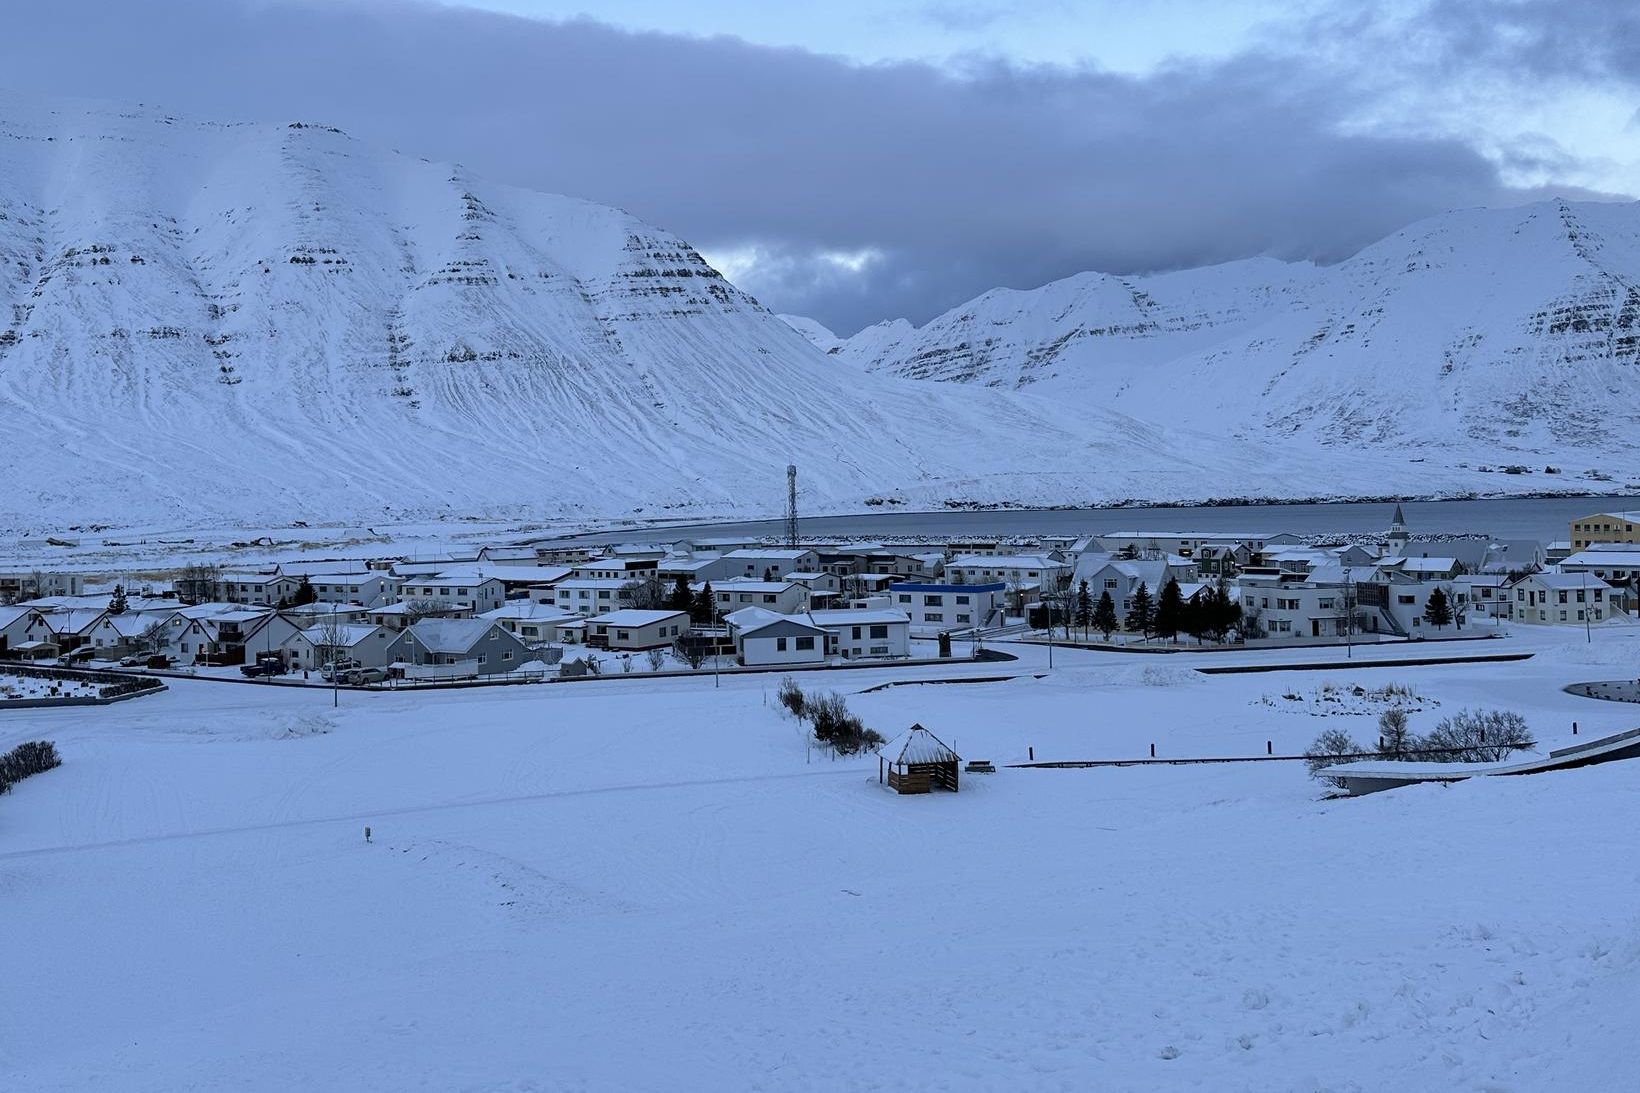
[331,599,340,708]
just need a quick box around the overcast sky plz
[2,0,1636,333]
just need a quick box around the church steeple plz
[1388,503,1409,547]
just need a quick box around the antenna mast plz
[785,464,799,548]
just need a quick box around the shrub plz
[1305,729,1364,784]
[1378,708,1414,758]
[0,740,61,794]
[1416,709,1534,763]
[645,648,667,672]
[776,676,806,719]
[807,691,884,756]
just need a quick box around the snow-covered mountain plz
[828,200,1640,461]
[0,91,1626,534]
[0,91,1244,530]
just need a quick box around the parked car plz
[345,667,388,685]
[320,658,361,682]
[240,653,290,679]
[57,647,95,666]
[145,654,176,669]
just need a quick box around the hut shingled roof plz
[878,723,961,767]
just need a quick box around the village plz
[2,503,1638,690]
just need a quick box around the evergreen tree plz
[690,581,717,625]
[1074,580,1094,637]
[1423,586,1452,629]
[664,574,694,614]
[293,575,317,606]
[1153,577,1184,641]
[1125,581,1153,637]
[1092,589,1119,639]
[1211,576,1242,642]
[108,584,128,616]
[1180,588,1211,644]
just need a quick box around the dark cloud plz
[0,0,1612,332]
[1416,0,1640,83]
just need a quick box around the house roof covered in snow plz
[402,618,506,653]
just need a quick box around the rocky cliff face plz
[821,199,1640,463]
[2,92,1627,534]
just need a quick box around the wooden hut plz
[878,724,961,794]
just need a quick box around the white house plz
[586,609,689,651]
[1558,546,1640,587]
[719,548,822,580]
[570,557,661,581]
[35,608,108,653]
[0,570,85,600]
[725,607,827,666]
[1506,572,1616,625]
[304,573,401,610]
[887,581,1006,632]
[1454,573,1513,618]
[479,602,582,644]
[553,578,633,617]
[84,613,165,656]
[289,623,400,670]
[0,605,51,656]
[712,578,810,615]
[804,608,912,660]
[220,571,304,606]
[945,554,1072,596]
[394,570,506,614]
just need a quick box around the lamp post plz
[331,599,340,708]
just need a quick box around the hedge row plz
[0,740,61,794]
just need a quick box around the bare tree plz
[621,574,668,610]
[673,634,709,669]
[177,563,224,605]
[645,647,667,671]
[402,598,448,624]
[134,619,171,657]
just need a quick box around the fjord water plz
[559,495,1637,546]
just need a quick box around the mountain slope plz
[0,92,1622,534]
[833,200,1640,461]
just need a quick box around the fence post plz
[1266,740,1272,755]
[1573,721,1578,735]
[1149,743,1156,758]
[1028,746,1034,761]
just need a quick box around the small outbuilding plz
[878,724,961,794]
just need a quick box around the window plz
[776,636,789,652]
[617,630,630,640]
[956,595,970,605]
[898,594,911,604]
[852,626,861,639]
[927,612,943,622]
[957,614,970,623]
[1104,578,1118,589]
[795,636,814,651]
[1576,589,1586,602]
[923,594,944,607]
[763,594,776,604]
[870,625,888,639]
[1558,591,1568,604]
[502,651,513,661]
[478,654,488,664]
[870,645,889,654]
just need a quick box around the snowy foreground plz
[4,628,1640,1090]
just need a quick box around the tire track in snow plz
[0,765,865,862]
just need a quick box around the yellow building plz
[1570,510,1640,550]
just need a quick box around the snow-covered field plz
[4,627,1639,1090]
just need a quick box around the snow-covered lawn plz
[2,629,1637,1090]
